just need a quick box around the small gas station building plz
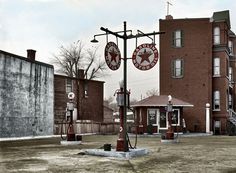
[132,95,193,134]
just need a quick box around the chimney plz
[27,49,36,61]
[78,69,85,79]
[165,15,173,20]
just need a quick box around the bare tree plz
[52,41,108,79]
[145,88,159,97]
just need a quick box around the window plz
[229,94,233,109]
[213,91,220,110]
[172,59,184,78]
[66,79,72,93]
[172,30,183,47]
[213,58,220,76]
[148,109,157,125]
[84,83,88,98]
[171,109,180,126]
[214,27,220,45]
[228,40,234,55]
[229,67,233,82]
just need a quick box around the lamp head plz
[91,36,99,43]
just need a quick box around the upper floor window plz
[213,57,220,76]
[66,79,72,93]
[172,59,184,78]
[172,30,183,48]
[229,94,233,110]
[229,67,233,82]
[228,40,234,55]
[213,91,220,110]
[213,27,220,45]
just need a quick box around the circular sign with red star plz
[132,43,158,70]
[104,42,121,71]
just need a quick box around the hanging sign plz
[132,43,158,70]
[104,42,121,70]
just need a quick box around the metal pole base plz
[116,138,129,152]
[67,124,76,141]
[165,131,174,140]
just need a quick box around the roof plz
[132,95,193,107]
[0,50,54,69]
[212,10,230,28]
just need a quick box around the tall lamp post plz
[91,21,165,152]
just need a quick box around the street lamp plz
[91,22,165,152]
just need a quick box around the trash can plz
[104,144,111,151]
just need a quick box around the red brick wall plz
[54,75,104,125]
[159,18,213,132]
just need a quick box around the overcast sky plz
[1,0,236,101]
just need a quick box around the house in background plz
[132,95,193,134]
[160,10,236,134]
[54,71,104,134]
[103,101,114,123]
[0,50,54,138]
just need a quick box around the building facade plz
[54,72,104,134]
[0,50,54,138]
[160,10,236,134]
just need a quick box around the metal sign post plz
[91,22,165,152]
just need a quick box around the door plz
[147,109,158,133]
[159,111,168,130]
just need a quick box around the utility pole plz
[92,21,165,152]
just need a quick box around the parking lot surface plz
[1,135,236,173]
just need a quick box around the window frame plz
[172,59,184,78]
[171,109,180,126]
[172,30,183,48]
[213,91,220,111]
[213,27,220,45]
[66,78,73,93]
[213,57,220,77]
[228,40,234,55]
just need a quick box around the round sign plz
[132,43,158,70]
[104,42,121,70]
[68,92,75,100]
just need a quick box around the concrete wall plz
[0,51,54,138]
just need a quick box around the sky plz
[1,0,236,101]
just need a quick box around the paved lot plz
[1,135,236,173]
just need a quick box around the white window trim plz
[213,57,220,77]
[213,27,220,45]
[147,109,158,126]
[66,79,73,93]
[159,111,168,130]
[213,91,220,111]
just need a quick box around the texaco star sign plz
[104,42,121,70]
[132,43,158,70]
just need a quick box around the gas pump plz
[66,92,76,141]
[165,95,174,139]
[115,81,130,152]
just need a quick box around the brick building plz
[160,10,236,134]
[54,71,104,133]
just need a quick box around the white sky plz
[1,0,236,101]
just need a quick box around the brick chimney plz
[78,69,85,79]
[27,49,36,61]
[165,15,173,20]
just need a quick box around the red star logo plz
[109,48,118,63]
[138,49,152,64]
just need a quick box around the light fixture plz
[90,36,99,43]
